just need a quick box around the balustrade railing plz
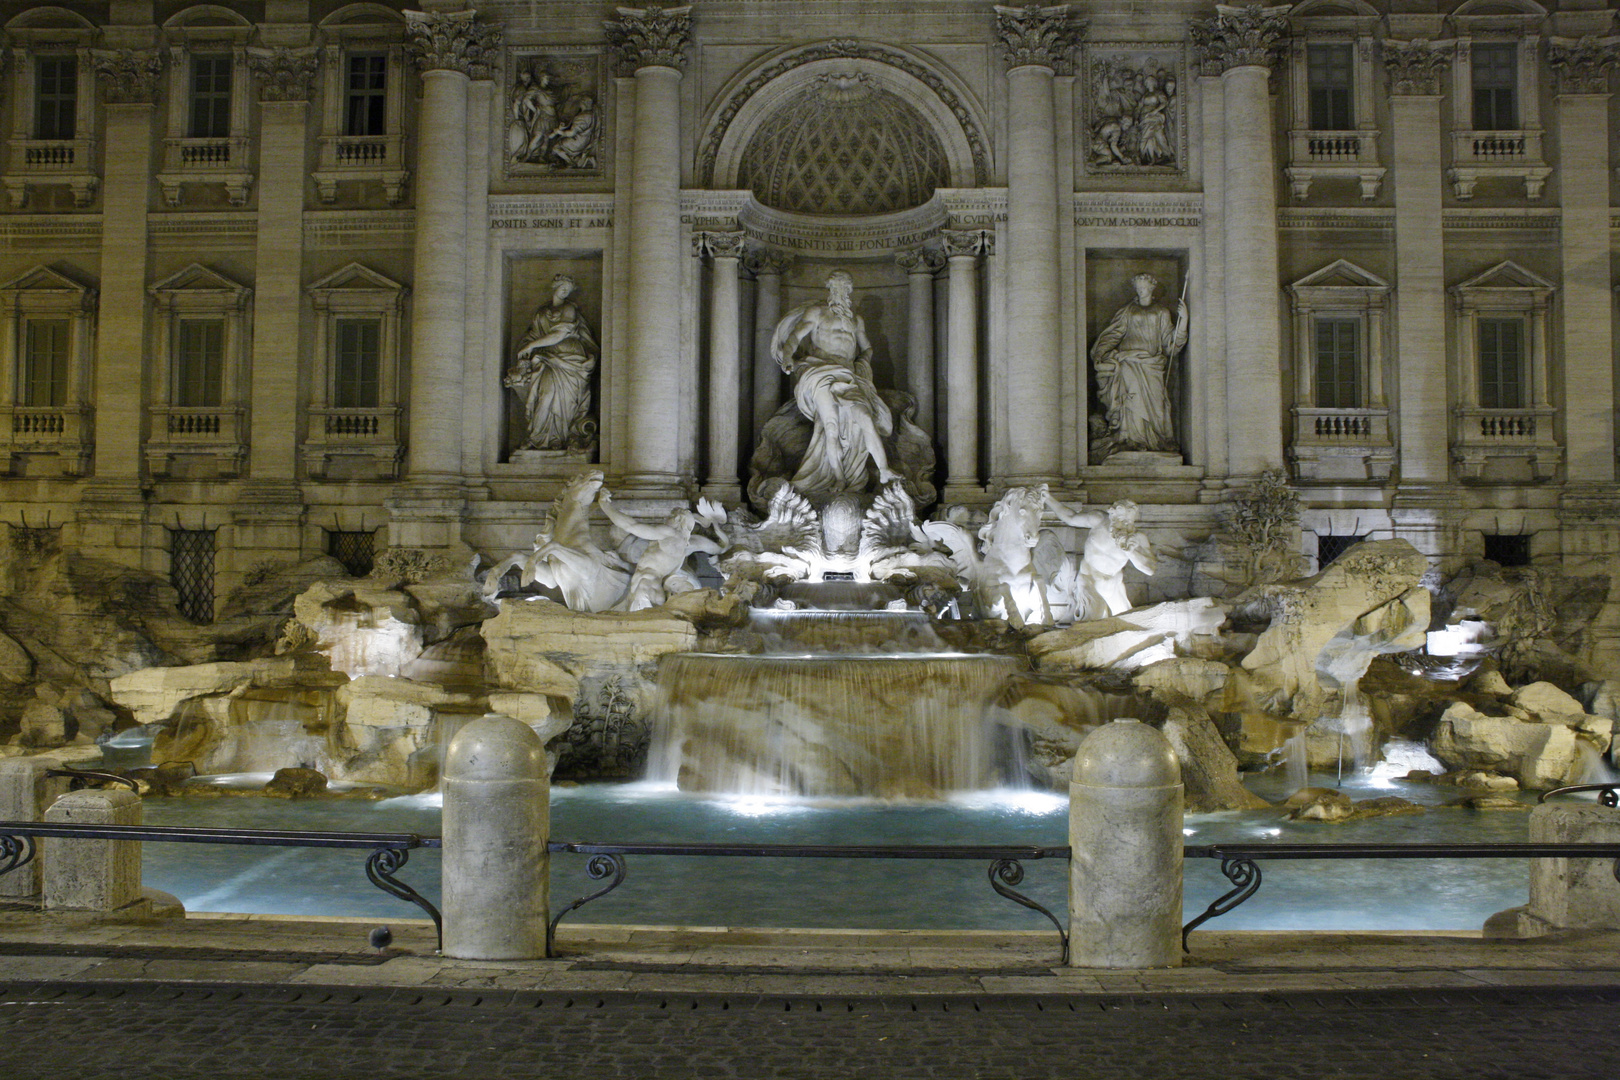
[10,138,96,172]
[3,405,89,447]
[1451,129,1540,164]
[314,407,398,441]
[164,136,250,171]
[1292,407,1389,444]
[149,406,244,441]
[1291,129,1377,164]
[1454,406,1553,444]
[320,134,403,169]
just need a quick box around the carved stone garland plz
[1381,39,1453,97]
[605,5,693,74]
[405,8,504,79]
[92,49,163,104]
[1188,4,1290,76]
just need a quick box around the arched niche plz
[699,42,991,195]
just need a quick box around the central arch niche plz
[737,75,950,215]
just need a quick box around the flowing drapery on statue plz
[1090,273,1188,461]
[505,275,598,452]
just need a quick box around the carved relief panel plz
[1082,45,1185,175]
[505,49,603,178]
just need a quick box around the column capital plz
[896,247,946,275]
[993,5,1083,75]
[1189,4,1290,76]
[405,8,503,79]
[1381,38,1455,96]
[942,229,993,258]
[246,46,320,103]
[694,230,747,260]
[743,245,794,276]
[91,48,163,104]
[606,5,693,75]
[1547,35,1620,96]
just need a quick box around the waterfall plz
[650,652,1027,798]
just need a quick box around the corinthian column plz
[995,4,1076,484]
[1381,38,1452,490]
[897,247,944,436]
[1191,4,1289,478]
[942,229,990,500]
[746,246,793,435]
[698,230,745,501]
[607,5,692,493]
[403,9,501,490]
[1549,36,1620,484]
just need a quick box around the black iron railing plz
[545,841,1071,960]
[0,821,443,947]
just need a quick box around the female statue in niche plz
[505,274,598,452]
[1090,272,1189,461]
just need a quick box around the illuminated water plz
[140,765,1543,933]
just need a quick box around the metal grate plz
[1483,533,1530,568]
[327,529,376,577]
[1316,534,1363,568]
[170,529,216,624]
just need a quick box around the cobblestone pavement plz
[3,980,1618,1080]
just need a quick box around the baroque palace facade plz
[0,0,1617,652]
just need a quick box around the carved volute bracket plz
[993,4,1083,75]
[1547,36,1620,96]
[92,49,163,104]
[941,229,993,259]
[694,230,747,260]
[605,5,693,75]
[896,247,946,275]
[405,8,504,79]
[1189,4,1290,76]
[1381,39,1454,97]
[246,47,320,103]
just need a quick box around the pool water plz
[139,768,1543,934]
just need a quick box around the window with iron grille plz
[1483,533,1530,568]
[1472,43,1517,131]
[189,53,232,139]
[175,318,225,407]
[21,318,69,407]
[1317,533,1363,567]
[171,529,216,623]
[327,529,376,577]
[1477,317,1525,410]
[333,319,382,409]
[1307,44,1354,131]
[35,55,77,140]
[1312,316,1360,409]
[345,53,388,137]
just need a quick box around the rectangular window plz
[1472,43,1518,131]
[34,56,77,141]
[1313,317,1360,409]
[170,528,216,624]
[333,319,381,409]
[20,319,69,407]
[1317,534,1364,567]
[1477,317,1525,410]
[326,529,376,577]
[344,53,388,137]
[1307,44,1354,131]
[188,53,233,139]
[175,319,225,408]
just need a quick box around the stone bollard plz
[1068,718,1183,968]
[43,789,144,912]
[0,758,70,900]
[442,713,550,960]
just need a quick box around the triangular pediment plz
[307,262,405,295]
[0,264,93,296]
[1290,259,1390,292]
[150,263,250,296]
[1454,261,1554,292]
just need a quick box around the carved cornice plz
[91,49,163,104]
[405,9,504,79]
[695,230,747,260]
[1547,35,1620,96]
[896,247,945,274]
[941,229,992,258]
[1189,4,1290,76]
[246,47,320,103]
[1381,38,1454,96]
[605,5,693,75]
[994,5,1083,76]
[743,246,794,276]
